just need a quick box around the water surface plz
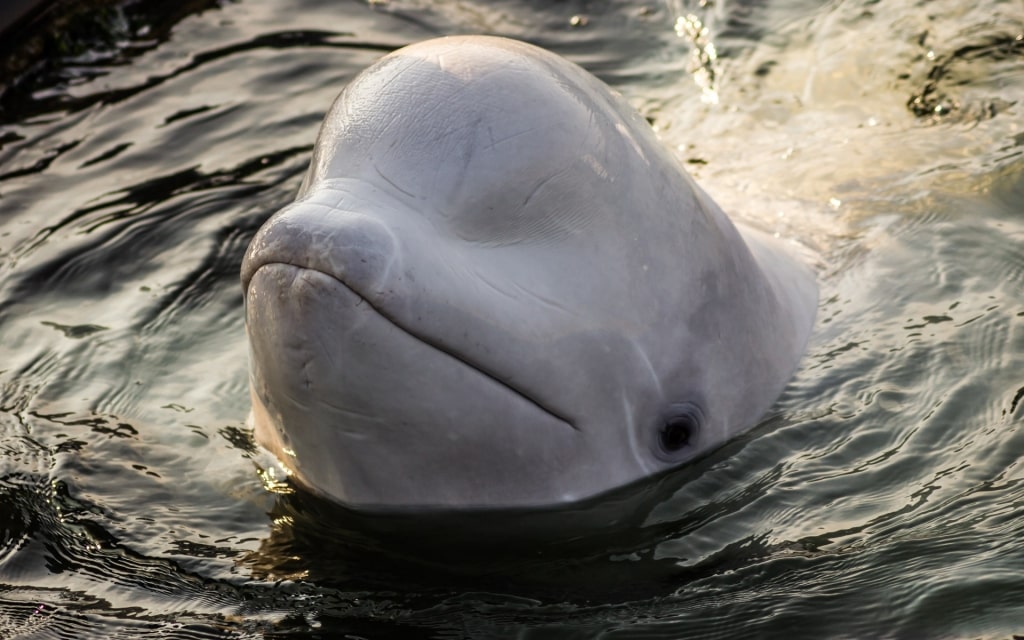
[1,0,1023,637]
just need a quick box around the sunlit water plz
[1,0,1022,637]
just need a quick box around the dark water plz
[1,0,1023,637]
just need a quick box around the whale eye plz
[657,403,704,458]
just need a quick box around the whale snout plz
[242,192,402,306]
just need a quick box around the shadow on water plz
[240,448,753,603]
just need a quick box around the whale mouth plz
[247,262,577,432]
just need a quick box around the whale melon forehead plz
[306,37,638,245]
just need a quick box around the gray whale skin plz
[241,35,817,512]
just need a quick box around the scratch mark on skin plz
[476,271,582,320]
[318,397,387,435]
[374,162,416,199]
[484,125,542,151]
[521,167,570,209]
[510,280,580,316]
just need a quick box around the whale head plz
[241,36,817,511]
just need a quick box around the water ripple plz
[1,0,1024,637]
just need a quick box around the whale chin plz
[245,262,621,510]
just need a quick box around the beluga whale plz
[242,35,817,512]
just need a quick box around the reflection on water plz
[1,0,1023,637]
